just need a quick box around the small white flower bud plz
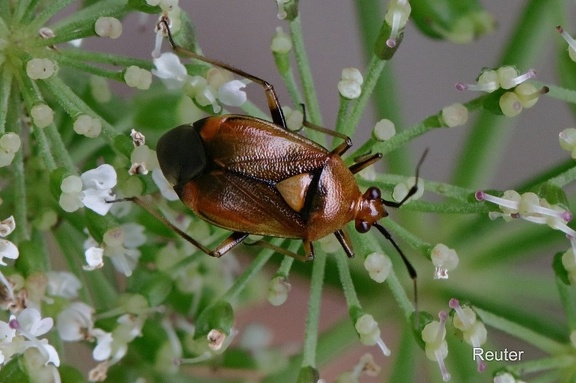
[30,103,54,128]
[499,91,522,117]
[94,17,123,39]
[73,115,102,138]
[430,244,459,279]
[0,132,21,153]
[441,103,468,128]
[61,175,83,193]
[559,128,576,155]
[271,27,292,54]
[363,252,392,283]
[26,58,57,80]
[373,119,396,141]
[124,66,153,90]
[338,68,363,99]
[268,276,291,306]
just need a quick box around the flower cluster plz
[456,66,547,117]
[449,299,487,372]
[476,190,576,253]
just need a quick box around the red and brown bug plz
[132,17,423,285]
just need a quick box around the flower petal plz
[81,164,117,190]
[0,239,18,264]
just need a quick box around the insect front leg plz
[159,16,287,128]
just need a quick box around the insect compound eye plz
[364,187,381,201]
[156,124,207,187]
[355,220,370,233]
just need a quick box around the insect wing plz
[179,169,307,238]
[196,115,329,183]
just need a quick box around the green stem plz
[341,56,386,138]
[40,76,122,142]
[0,69,13,135]
[13,142,29,242]
[533,81,576,104]
[31,0,75,30]
[220,247,273,302]
[55,54,125,82]
[334,250,361,309]
[354,0,410,175]
[289,17,322,128]
[301,250,326,368]
[451,0,560,188]
[58,49,154,70]
[279,67,303,107]
[506,355,576,376]
[474,306,568,354]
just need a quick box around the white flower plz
[152,168,179,201]
[152,52,189,90]
[449,299,487,372]
[430,244,459,279]
[46,271,82,299]
[217,79,247,107]
[5,308,60,367]
[338,67,363,99]
[421,311,450,381]
[84,247,104,271]
[354,313,390,356]
[59,164,117,215]
[83,224,145,276]
[91,328,113,361]
[0,133,21,167]
[57,302,95,341]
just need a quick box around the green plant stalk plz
[301,250,326,368]
[220,247,274,302]
[381,217,431,255]
[279,67,303,107]
[341,55,386,138]
[12,145,29,242]
[12,0,34,23]
[56,54,125,82]
[59,49,154,70]
[534,81,576,104]
[555,276,576,331]
[474,306,568,354]
[31,0,75,29]
[354,0,410,176]
[54,221,91,303]
[334,250,361,309]
[36,0,130,47]
[0,69,13,135]
[506,354,576,376]
[452,0,561,189]
[289,16,322,132]
[40,76,122,142]
[14,70,59,172]
[45,124,76,173]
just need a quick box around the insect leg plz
[244,239,314,262]
[348,153,383,174]
[111,196,247,257]
[333,229,355,258]
[159,16,287,128]
[299,104,353,155]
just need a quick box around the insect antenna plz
[372,222,417,308]
[382,148,429,208]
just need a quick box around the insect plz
[137,17,423,284]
